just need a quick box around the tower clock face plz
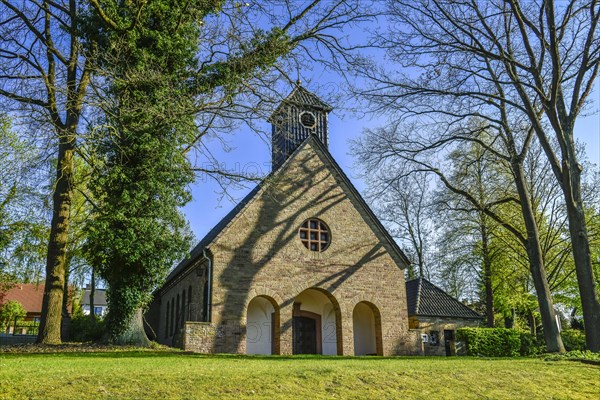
[299,111,316,129]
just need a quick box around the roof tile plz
[406,278,482,319]
[1,283,44,313]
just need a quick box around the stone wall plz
[409,316,482,356]
[151,259,208,347]
[396,329,425,356]
[183,322,219,353]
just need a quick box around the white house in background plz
[81,288,108,317]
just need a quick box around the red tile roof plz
[1,283,74,314]
[1,283,45,313]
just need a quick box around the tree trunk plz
[89,270,95,320]
[111,308,151,347]
[62,270,69,318]
[512,162,565,353]
[505,309,514,329]
[528,309,537,337]
[61,269,71,341]
[37,136,75,345]
[480,222,494,327]
[561,160,600,352]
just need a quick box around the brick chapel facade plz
[146,85,422,355]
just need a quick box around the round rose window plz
[299,218,330,252]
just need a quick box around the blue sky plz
[181,2,600,244]
[183,79,600,243]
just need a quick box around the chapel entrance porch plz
[244,288,349,355]
[291,288,342,355]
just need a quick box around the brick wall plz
[176,140,415,355]
[149,259,209,347]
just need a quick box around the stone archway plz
[246,295,280,355]
[293,288,342,355]
[353,301,383,356]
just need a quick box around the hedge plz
[561,329,586,351]
[519,331,544,356]
[70,314,106,342]
[0,300,27,331]
[456,328,521,357]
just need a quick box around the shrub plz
[70,314,106,342]
[0,300,27,331]
[456,328,521,357]
[519,331,544,356]
[544,350,600,362]
[561,329,586,351]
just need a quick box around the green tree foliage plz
[438,137,514,327]
[0,115,49,286]
[560,329,587,351]
[70,314,106,342]
[0,300,27,331]
[583,169,600,291]
[82,0,203,343]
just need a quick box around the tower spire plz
[269,85,333,171]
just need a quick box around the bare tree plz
[1,1,92,344]
[364,172,433,279]
[353,119,565,351]
[353,0,599,351]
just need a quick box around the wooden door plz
[293,316,318,354]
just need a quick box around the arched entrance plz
[293,288,342,355]
[353,301,383,356]
[246,296,280,355]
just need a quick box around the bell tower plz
[269,83,333,171]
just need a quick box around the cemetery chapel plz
[147,84,439,356]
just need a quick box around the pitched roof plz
[81,289,108,307]
[269,85,333,120]
[162,134,410,288]
[1,283,44,313]
[406,278,482,319]
[1,283,75,314]
[163,183,262,284]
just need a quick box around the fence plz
[12,316,40,336]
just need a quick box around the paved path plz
[0,333,36,346]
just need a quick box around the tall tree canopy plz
[0,0,92,344]
[352,0,600,352]
[81,0,364,344]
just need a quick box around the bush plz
[70,314,106,342]
[456,328,521,357]
[0,300,27,331]
[561,329,586,351]
[519,331,544,356]
[544,350,600,362]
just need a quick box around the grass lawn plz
[1,351,599,399]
